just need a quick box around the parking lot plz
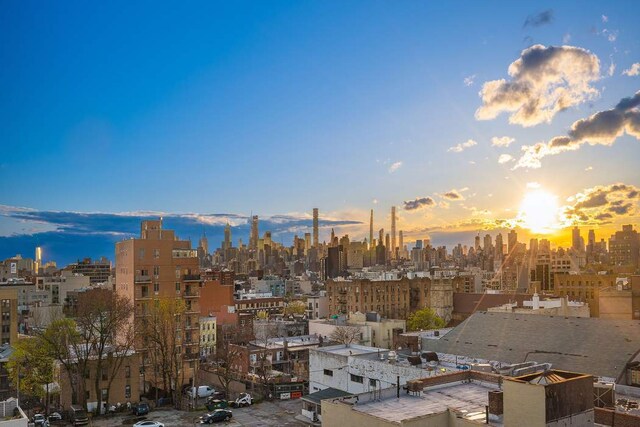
[90,399,306,426]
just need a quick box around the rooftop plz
[422,311,640,380]
[354,382,496,423]
[314,343,387,356]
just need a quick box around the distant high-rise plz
[399,230,404,252]
[483,234,492,254]
[572,226,583,252]
[369,209,374,250]
[495,233,503,257]
[508,230,518,255]
[474,235,481,251]
[313,208,319,249]
[35,246,42,275]
[249,215,259,250]
[223,223,232,250]
[391,206,397,259]
[199,232,209,254]
[609,225,640,267]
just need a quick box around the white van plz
[187,385,216,398]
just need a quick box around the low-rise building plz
[200,315,217,358]
[319,369,596,427]
[58,350,140,414]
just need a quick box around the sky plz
[1,1,639,265]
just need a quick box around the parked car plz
[200,409,233,424]
[69,405,89,426]
[187,385,217,399]
[230,393,252,408]
[206,399,229,411]
[132,402,150,416]
[47,412,63,424]
[133,421,164,427]
[33,414,49,427]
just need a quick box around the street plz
[90,399,306,427]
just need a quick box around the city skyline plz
[1,2,640,263]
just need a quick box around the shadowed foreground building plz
[320,369,596,426]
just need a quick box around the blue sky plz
[1,1,639,264]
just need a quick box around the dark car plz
[132,402,150,416]
[200,409,233,423]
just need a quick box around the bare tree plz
[329,325,362,346]
[252,321,279,399]
[213,325,247,398]
[139,297,187,408]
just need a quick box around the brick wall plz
[595,407,640,426]
[488,390,503,415]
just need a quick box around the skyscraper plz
[508,230,518,255]
[223,222,232,250]
[398,230,404,252]
[250,215,259,250]
[369,209,374,251]
[35,246,42,275]
[495,233,504,257]
[313,208,319,249]
[199,231,209,254]
[391,206,397,259]
[572,226,584,252]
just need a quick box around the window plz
[125,385,131,399]
[101,389,108,400]
[350,374,363,384]
[138,249,145,259]
[125,366,131,379]
[369,378,377,387]
[101,368,108,381]
[323,369,333,377]
[176,282,181,293]
[153,249,160,259]
[154,282,160,293]
[153,266,160,277]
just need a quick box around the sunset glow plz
[518,190,561,234]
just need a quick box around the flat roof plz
[353,381,498,423]
[303,388,353,405]
[314,344,386,356]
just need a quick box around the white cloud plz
[475,45,601,127]
[448,139,477,153]
[513,91,640,169]
[388,161,403,173]
[498,154,514,164]
[491,136,515,147]
[585,166,593,171]
[601,15,608,23]
[622,63,640,76]
[608,60,616,77]
[562,33,571,44]
[464,74,477,87]
[527,182,541,189]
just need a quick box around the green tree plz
[39,317,88,408]
[406,308,446,332]
[283,300,306,316]
[7,337,56,412]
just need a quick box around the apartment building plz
[115,219,201,390]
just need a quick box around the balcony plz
[183,290,200,298]
[183,274,201,282]
[185,323,200,330]
[135,275,152,283]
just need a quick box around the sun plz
[518,190,561,234]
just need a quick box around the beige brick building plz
[554,273,616,317]
[327,277,454,321]
[115,219,201,392]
